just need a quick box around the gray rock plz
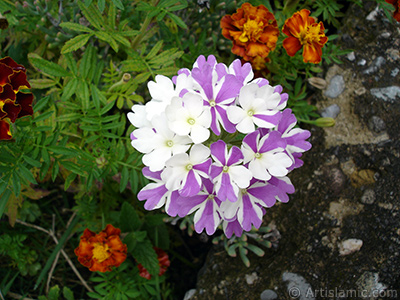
[391,68,399,77]
[183,289,196,300]
[356,272,387,299]
[370,86,400,103]
[324,75,345,98]
[338,239,363,256]
[368,116,386,133]
[321,104,341,118]
[245,272,258,285]
[260,289,278,300]
[366,5,380,21]
[282,272,315,300]
[346,52,356,61]
[358,59,367,66]
[362,56,386,75]
[361,189,376,204]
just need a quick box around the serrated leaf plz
[23,155,41,168]
[131,239,159,276]
[100,101,115,115]
[28,54,71,77]
[62,161,86,177]
[119,202,141,232]
[33,111,54,123]
[63,286,75,300]
[95,31,119,52]
[113,34,131,48]
[121,59,147,73]
[146,41,163,60]
[61,77,79,102]
[98,0,105,12]
[79,45,95,79]
[47,146,78,157]
[56,113,81,122]
[33,95,50,112]
[120,166,129,192]
[149,48,182,66]
[61,34,93,54]
[78,1,105,30]
[76,80,90,111]
[134,72,151,84]
[29,79,57,89]
[60,22,93,33]
[167,12,187,29]
[111,0,124,10]
[119,30,139,37]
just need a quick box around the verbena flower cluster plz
[128,55,311,238]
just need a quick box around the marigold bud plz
[315,117,335,127]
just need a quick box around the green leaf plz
[12,171,21,197]
[167,12,187,29]
[149,48,183,66]
[63,286,75,300]
[119,202,141,232]
[56,113,81,122]
[95,31,119,52]
[121,59,147,73]
[23,156,41,168]
[32,111,54,123]
[60,22,93,33]
[64,173,77,190]
[98,0,105,12]
[29,79,57,89]
[79,45,95,79]
[61,34,93,54]
[61,77,79,102]
[131,238,159,276]
[76,80,90,111]
[47,146,78,157]
[0,189,11,220]
[119,30,140,37]
[119,166,129,192]
[48,285,60,300]
[100,101,115,115]
[111,0,124,10]
[78,1,105,30]
[62,161,86,177]
[146,41,163,60]
[113,33,131,48]
[19,165,37,184]
[33,96,50,112]
[28,54,71,77]
[35,216,80,290]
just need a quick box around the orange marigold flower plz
[137,247,170,280]
[0,56,33,140]
[385,0,400,21]
[220,3,279,63]
[75,224,128,273]
[282,9,328,64]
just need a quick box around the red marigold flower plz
[75,224,128,273]
[282,9,328,64]
[220,3,279,64]
[137,247,170,280]
[385,0,400,21]
[0,56,33,140]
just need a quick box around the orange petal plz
[282,10,308,38]
[246,42,270,58]
[103,224,121,237]
[303,44,323,64]
[283,37,302,57]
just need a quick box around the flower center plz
[187,117,195,125]
[92,243,111,263]
[186,164,193,171]
[255,152,261,159]
[239,19,263,43]
[223,166,229,172]
[299,24,322,45]
[247,109,254,117]
[166,140,174,147]
[209,99,216,107]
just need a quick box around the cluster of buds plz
[221,3,328,70]
[0,57,34,140]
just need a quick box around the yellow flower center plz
[299,24,322,45]
[239,19,263,43]
[187,117,195,125]
[92,243,111,263]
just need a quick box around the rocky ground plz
[184,2,400,300]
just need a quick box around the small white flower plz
[166,93,211,144]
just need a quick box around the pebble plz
[366,5,380,21]
[368,116,386,133]
[260,289,278,300]
[356,272,387,299]
[346,51,356,61]
[183,289,196,300]
[245,272,258,285]
[321,104,341,119]
[370,86,400,103]
[358,59,367,66]
[362,56,386,75]
[361,189,376,204]
[282,272,315,300]
[338,239,363,256]
[391,68,399,77]
[324,75,345,98]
